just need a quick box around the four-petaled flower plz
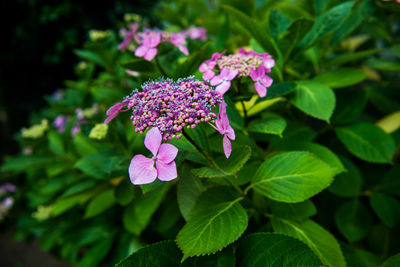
[129,127,178,184]
[134,32,161,61]
[170,33,189,56]
[250,66,273,98]
[210,101,235,158]
[210,68,238,96]
[199,60,216,80]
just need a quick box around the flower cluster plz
[199,48,275,97]
[53,103,99,136]
[21,119,49,139]
[0,183,16,221]
[105,77,223,141]
[118,23,207,61]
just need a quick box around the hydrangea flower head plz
[199,48,274,97]
[105,77,223,141]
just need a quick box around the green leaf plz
[51,192,93,216]
[325,49,381,67]
[237,233,322,267]
[1,156,53,173]
[328,156,362,198]
[335,123,395,163]
[221,5,282,61]
[123,183,169,235]
[251,151,335,203]
[116,240,181,267]
[365,58,400,71]
[48,131,65,156]
[177,166,204,221]
[331,0,375,45]
[279,141,345,174]
[173,42,211,78]
[382,254,400,267]
[335,200,372,242]
[176,187,248,261]
[264,82,296,100]
[77,235,114,267]
[192,146,251,178]
[279,18,313,62]
[290,81,336,122]
[341,244,382,267]
[332,88,367,124]
[268,199,317,222]
[381,166,400,197]
[73,132,99,156]
[296,2,353,52]
[114,179,135,205]
[74,49,106,68]
[119,58,155,73]
[271,218,346,267]
[370,192,400,227]
[84,189,115,218]
[247,113,286,137]
[74,151,127,179]
[269,10,292,40]
[313,68,367,89]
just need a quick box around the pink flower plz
[250,66,273,98]
[118,23,139,51]
[186,26,207,41]
[199,60,216,80]
[170,33,189,56]
[134,32,161,61]
[129,127,178,184]
[104,99,129,124]
[210,68,238,96]
[211,52,224,61]
[210,101,235,158]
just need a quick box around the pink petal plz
[210,75,223,86]
[254,82,267,97]
[179,45,189,56]
[223,135,232,158]
[263,58,275,69]
[150,33,161,47]
[250,68,258,81]
[129,155,157,185]
[135,45,148,57]
[157,143,178,164]
[226,69,239,80]
[145,127,162,156]
[260,75,273,87]
[104,112,118,124]
[199,62,208,72]
[156,160,177,181]
[203,70,215,81]
[256,66,265,77]
[118,32,134,50]
[216,80,231,96]
[106,101,126,116]
[144,48,157,61]
[226,126,236,140]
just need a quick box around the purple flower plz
[105,77,222,141]
[129,127,178,184]
[183,26,207,41]
[71,125,81,137]
[134,31,161,61]
[104,99,129,124]
[170,33,189,56]
[118,23,139,50]
[250,66,273,97]
[53,115,69,133]
[210,68,238,96]
[199,60,216,80]
[210,101,235,158]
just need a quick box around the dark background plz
[0,0,159,161]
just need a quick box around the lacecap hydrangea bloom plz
[199,48,275,97]
[105,77,236,184]
[118,23,207,61]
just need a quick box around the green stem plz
[236,79,248,123]
[155,56,167,77]
[182,129,218,169]
[182,129,245,196]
